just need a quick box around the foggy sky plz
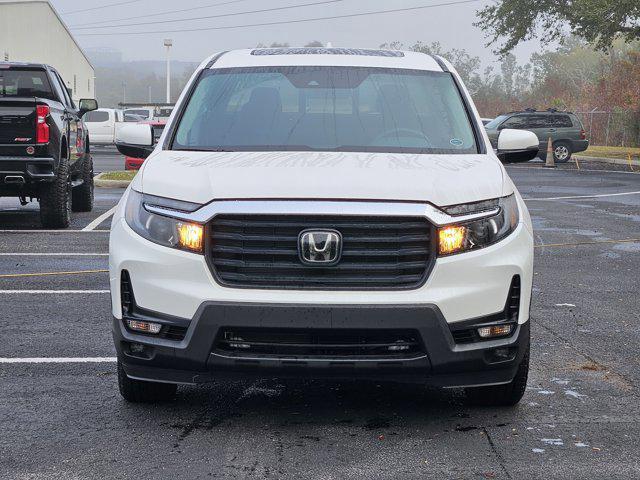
[50,0,545,68]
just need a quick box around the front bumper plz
[571,139,589,153]
[115,302,530,387]
[110,195,534,387]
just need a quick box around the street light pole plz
[164,39,173,103]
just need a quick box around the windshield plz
[484,115,509,130]
[125,109,151,119]
[0,69,55,100]
[172,66,478,154]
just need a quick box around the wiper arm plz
[173,146,235,152]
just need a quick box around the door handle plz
[548,128,557,132]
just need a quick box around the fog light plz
[477,324,513,339]
[129,343,146,354]
[127,319,162,334]
[177,222,203,252]
[438,226,466,255]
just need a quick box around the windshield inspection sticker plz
[450,138,464,147]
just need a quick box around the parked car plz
[124,121,165,170]
[156,106,174,120]
[83,108,124,145]
[0,62,97,227]
[485,109,588,162]
[480,117,493,126]
[112,47,537,406]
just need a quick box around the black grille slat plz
[208,214,433,289]
[211,245,430,257]
[213,218,427,230]
[214,272,425,285]
[212,259,426,271]
[211,232,430,244]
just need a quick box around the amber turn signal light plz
[177,222,204,252]
[438,225,466,255]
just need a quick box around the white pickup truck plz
[111,47,538,407]
[83,108,123,145]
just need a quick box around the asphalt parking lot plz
[0,155,639,479]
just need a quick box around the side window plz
[552,115,573,128]
[569,114,583,129]
[524,115,548,128]
[48,71,67,105]
[501,115,528,129]
[54,72,74,109]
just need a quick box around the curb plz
[94,172,133,188]
[574,155,640,167]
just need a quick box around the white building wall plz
[0,0,95,101]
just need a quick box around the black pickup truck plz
[0,63,98,227]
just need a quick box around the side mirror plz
[79,98,98,116]
[116,123,154,159]
[496,129,539,163]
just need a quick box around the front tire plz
[465,348,529,407]
[39,157,71,229]
[553,141,572,163]
[117,361,177,403]
[72,153,94,212]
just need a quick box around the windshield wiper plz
[173,146,235,152]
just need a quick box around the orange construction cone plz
[544,137,556,168]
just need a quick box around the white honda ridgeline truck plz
[111,48,538,406]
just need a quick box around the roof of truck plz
[205,48,446,72]
[0,62,50,69]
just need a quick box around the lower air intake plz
[214,328,424,359]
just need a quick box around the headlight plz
[438,194,519,256]
[124,189,204,254]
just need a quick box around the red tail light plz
[580,129,587,140]
[36,104,50,144]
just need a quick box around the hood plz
[140,151,505,207]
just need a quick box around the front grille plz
[214,328,424,359]
[207,215,434,289]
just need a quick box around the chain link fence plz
[574,110,640,147]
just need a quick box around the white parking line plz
[524,190,640,201]
[0,357,116,364]
[82,205,118,231]
[0,290,109,294]
[0,253,108,256]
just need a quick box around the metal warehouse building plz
[0,0,95,101]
